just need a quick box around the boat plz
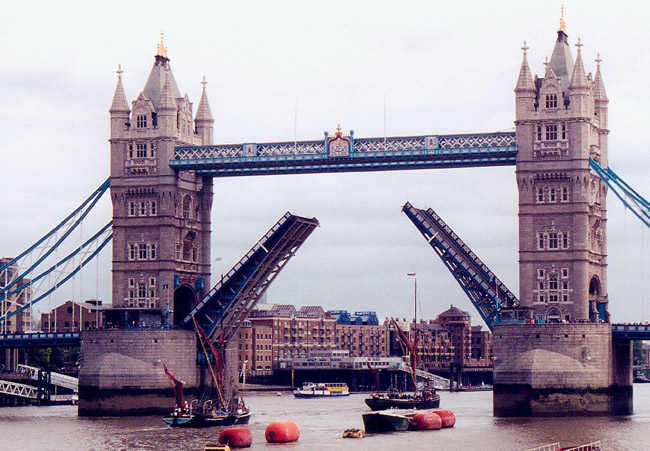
[163,398,251,428]
[365,387,440,411]
[293,382,350,397]
[364,315,441,410]
[342,428,364,439]
[163,317,251,428]
[362,410,414,433]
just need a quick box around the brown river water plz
[1,385,649,450]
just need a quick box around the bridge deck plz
[171,132,517,176]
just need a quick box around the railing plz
[0,379,38,399]
[17,364,78,391]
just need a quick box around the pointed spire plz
[593,53,608,102]
[110,65,130,113]
[158,74,177,111]
[515,41,535,93]
[569,37,590,90]
[195,76,214,122]
[545,5,574,92]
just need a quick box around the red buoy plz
[218,427,253,448]
[410,412,443,430]
[265,421,300,443]
[432,410,456,428]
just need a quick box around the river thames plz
[1,385,650,450]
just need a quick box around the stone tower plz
[108,35,214,327]
[514,18,609,323]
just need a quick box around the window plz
[136,114,147,128]
[549,188,556,202]
[537,188,544,203]
[128,144,133,159]
[548,233,559,249]
[545,94,558,109]
[561,187,569,202]
[150,143,156,158]
[129,244,136,260]
[538,281,545,291]
[149,277,156,287]
[561,124,567,140]
[549,276,559,290]
[136,143,147,158]
[138,244,147,260]
[150,243,157,260]
[562,233,569,249]
[545,125,558,140]
[537,233,545,250]
[562,268,569,278]
[140,201,147,216]
[536,126,542,141]
[537,268,545,279]
[128,201,136,216]
[138,284,147,298]
[182,195,192,219]
[150,201,157,215]
[128,278,135,288]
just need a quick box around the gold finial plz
[336,124,342,137]
[156,31,168,58]
[559,4,566,33]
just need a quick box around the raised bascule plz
[2,17,649,416]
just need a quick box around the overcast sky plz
[1,0,649,327]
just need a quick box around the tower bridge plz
[1,19,649,416]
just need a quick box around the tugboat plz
[163,318,251,428]
[364,317,441,411]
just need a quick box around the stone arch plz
[173,284,196,327]
[589,275,601,297]
[547,307,561,322]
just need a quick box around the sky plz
[1,0,649,328]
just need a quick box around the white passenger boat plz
[293,382,350,397]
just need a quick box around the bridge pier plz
[78,329,198,416]
[493,323,632,416]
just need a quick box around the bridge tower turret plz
[107,35,214,327]
[515,19,609,324]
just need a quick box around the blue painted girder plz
[0,331,80,349]
[171,132,517,177]
[612,324,650,340]
[182,212,319,341]
[402,202,518,331]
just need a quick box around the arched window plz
[182,195,192,219]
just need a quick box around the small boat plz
[163,398,251,428]
[362,410,414,433]
[342,428,364,438]
[293,382,350,397]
